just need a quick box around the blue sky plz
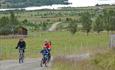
[68,0,115,7]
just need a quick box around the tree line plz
[0,12,52,35]
[0,12,20,35]
[0,9,115,35]
[0,0,68,8]
[66,9,115,35]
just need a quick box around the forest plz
[0,0,69,8]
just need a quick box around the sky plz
[1,0,115,11]
[68,0,115,7]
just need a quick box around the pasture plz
[0,31,109,60]
[0,7,114,70]
[0,10,80,23]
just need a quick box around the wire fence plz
[0,35,30,39]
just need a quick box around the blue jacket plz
[40,49,49,56]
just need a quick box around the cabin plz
[16,27,28,35]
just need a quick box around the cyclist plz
[16,38,26,63]
[42,40,52,62]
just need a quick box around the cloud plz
[98,0,110,1]
[68,0,115,7]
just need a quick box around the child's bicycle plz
[40,54,49,67]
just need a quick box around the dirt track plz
[0,53,90,70]
[0,58,50,70]
[48,22,61,31]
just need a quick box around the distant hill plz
[0,0,69,8]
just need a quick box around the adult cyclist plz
[16,38,26,63]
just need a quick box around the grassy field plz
[0,6,115,25]
[0,10,80,23]
[0,31,109,60]
[0,6,115,70]
[52,48,115,70]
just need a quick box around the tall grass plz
[0,31,109,60]
[52,49,115,70]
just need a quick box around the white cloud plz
[97,0,115,4]
[68,0,115,7]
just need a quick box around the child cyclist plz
[42,40,52,62]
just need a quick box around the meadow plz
[0,31,109,60]
[0,6,114,70]
[0,10,80,23]
[52,47,115,70]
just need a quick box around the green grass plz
[0,10,80,23]
[52,49,115,70]
[0,31,109,60]
[90,49,115,70]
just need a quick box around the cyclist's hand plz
[16,47,18,49]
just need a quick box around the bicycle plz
[40,54,49,67]
[19,49,24,63]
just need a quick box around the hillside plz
[0,0,69,8]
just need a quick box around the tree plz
[67,20,77,35]
[110,17,115,31]
[10,12,19,25]
[9,12,20,34]
[41,22,47,31]
[65,18,78,35]
[80,12,92,35]
[108,10,115,31]
[94,15,104,34]
[103,9,115,32]
[22,19,28,25]
[0,16,11,35]
[66,17,72,21]
[0,12,20,35]
[95,4,99,6]
[0,16,9,27]
[103,9,110,32]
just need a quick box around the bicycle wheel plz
[19,49,24,63]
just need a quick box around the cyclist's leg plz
[48,53,51,62]
[45,55,49,67]
[22,49,24,63]
[45,62,47,67]
[48,49,51,62]
[43,57,46,64]
[19,50,22,63]
[40,59,43,67]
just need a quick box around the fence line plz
[0,35,28,39]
